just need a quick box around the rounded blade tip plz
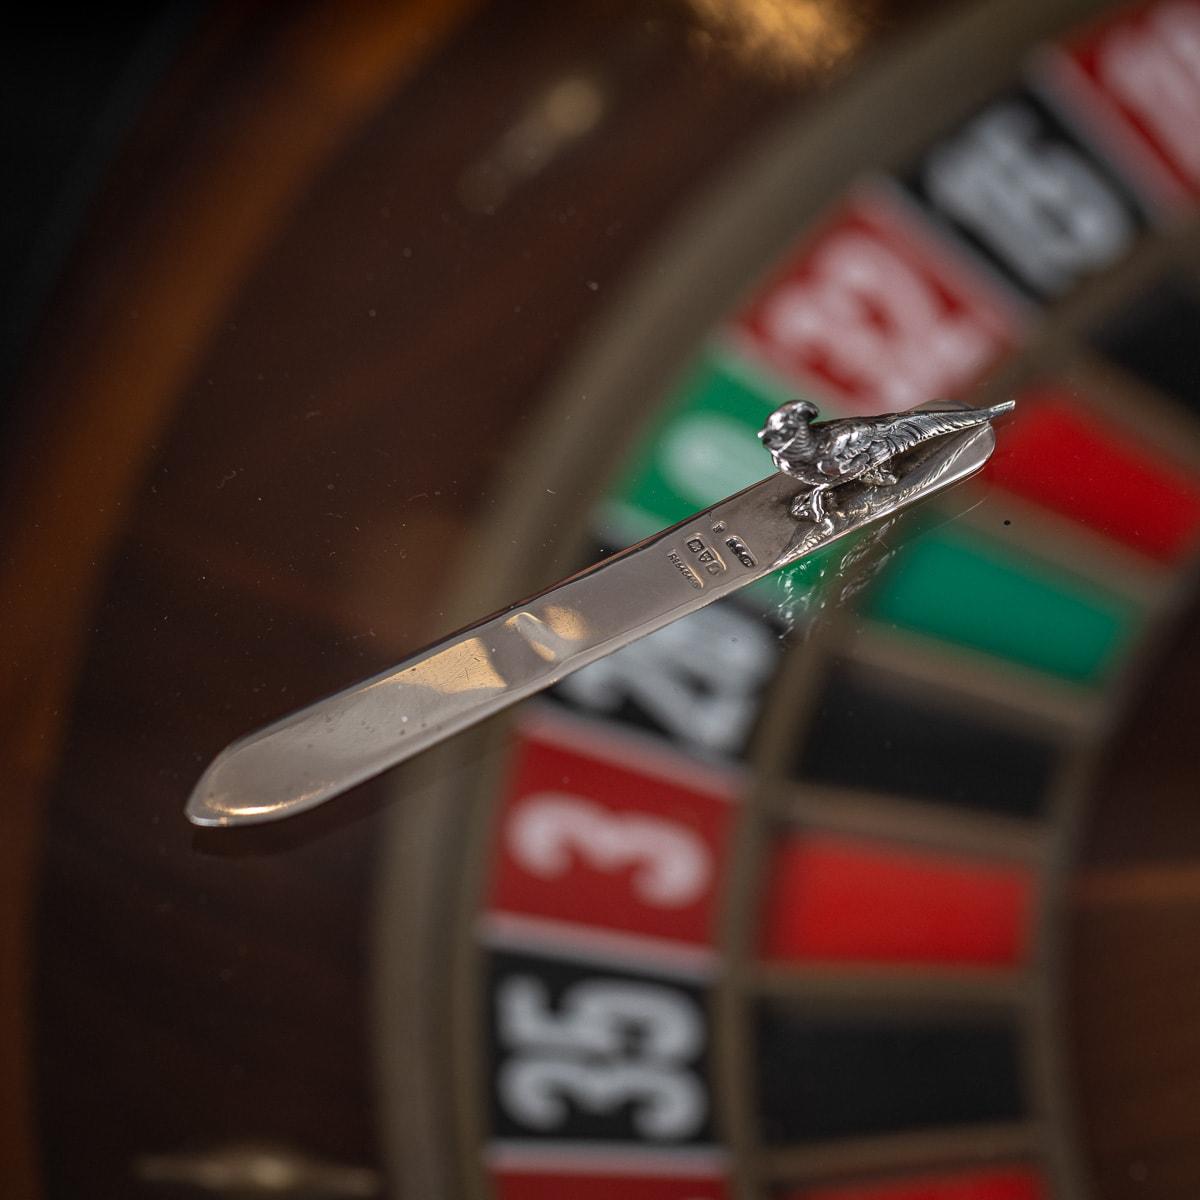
[184,752,267,827]
[185,756,234,827]
[185,783,237,827]
[184,784,296,828]
[184,749,323,827]
[185,804,231,828]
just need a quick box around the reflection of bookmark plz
[187,400,1011,828]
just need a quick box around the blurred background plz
[3,2,1200,1198]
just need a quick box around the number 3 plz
[507,792,712,907]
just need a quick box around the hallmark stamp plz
[668,550,703,589]
[724,535,757,569]
[683,534,725,576]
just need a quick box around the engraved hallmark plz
[667,550,703,589]
[684,534,725,576]
[724,535,756,569]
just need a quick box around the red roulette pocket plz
[784,1166,1047,1200]
[486,715,737,953]
[733,184,1022,414]
[494,1167,729,1200]
[985,382,1200,562]
[759,832,1035,968]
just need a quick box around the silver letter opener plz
[186,399,1013,827]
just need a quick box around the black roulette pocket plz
[4,3,1200,1199]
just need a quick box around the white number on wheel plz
[507,793,712,906]
[554,602,774,754]
[761,230,997,409]
[923,101,1134,294]
[496,975,707,1140]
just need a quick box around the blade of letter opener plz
[186,401,1011,827]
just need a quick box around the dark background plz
[1,8,198,415]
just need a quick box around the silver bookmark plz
[186,399,1013,827]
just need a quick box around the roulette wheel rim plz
[372,0,1200,1196]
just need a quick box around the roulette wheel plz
[4,2,1200,1198]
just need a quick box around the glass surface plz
[3,3,1200,1199]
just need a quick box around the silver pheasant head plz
[758,399,821,465]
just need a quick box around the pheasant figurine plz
[758,398,1016,522]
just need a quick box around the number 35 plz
[495,974,708,1139]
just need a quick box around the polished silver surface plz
[186,403,1007,827]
